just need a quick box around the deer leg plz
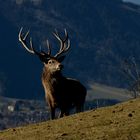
[50,107,55,120]
[64,111,70,116]
[46,96,56,119]
[58,110,65,118]
[59,109,69,118]
[48,101,55,119]
[76,104,84,113]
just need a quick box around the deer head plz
[18,27,70,74]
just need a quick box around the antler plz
[53,29,70,58]
[18,27,35,54]
[18,27,52,58]
[18,27,70,62]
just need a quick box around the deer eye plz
[48,61,52,64]
[48,60,54,64]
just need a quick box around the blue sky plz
[123,0,140,5]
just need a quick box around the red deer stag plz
[18,28,87,119]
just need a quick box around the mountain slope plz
[1,0,140,98]
[0,98,140,140]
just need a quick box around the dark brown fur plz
[42,58,87,119]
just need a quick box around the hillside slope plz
[0,98,140,140]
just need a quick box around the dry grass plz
[0,98,140,140]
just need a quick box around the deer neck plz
[42,67,63,85]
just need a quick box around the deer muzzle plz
[56,64,63,71]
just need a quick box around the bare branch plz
[122,57,140,98]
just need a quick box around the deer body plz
[42,64,86,119]
[18,28,87,119]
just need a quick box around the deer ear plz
[37,53,50,63]
[57,56,66,62]
[40,57,50,63]
[38,56,50,63]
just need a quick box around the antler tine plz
[46,40,51,56]
[30,37,34,50]
[64,38,70,51]
[23,30,30,40]
[18,27,23,39]
[53,29,70,58]
[64,28,68,42]
[18,27,35,54]
[63,29,70,49]
[53,29,63,52]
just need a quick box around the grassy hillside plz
[0,98,140,140]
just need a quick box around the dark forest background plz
[0,0,140,99]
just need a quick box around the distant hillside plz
[0,98,139,140]
[1,0,140,99]
[87,83,132,101]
